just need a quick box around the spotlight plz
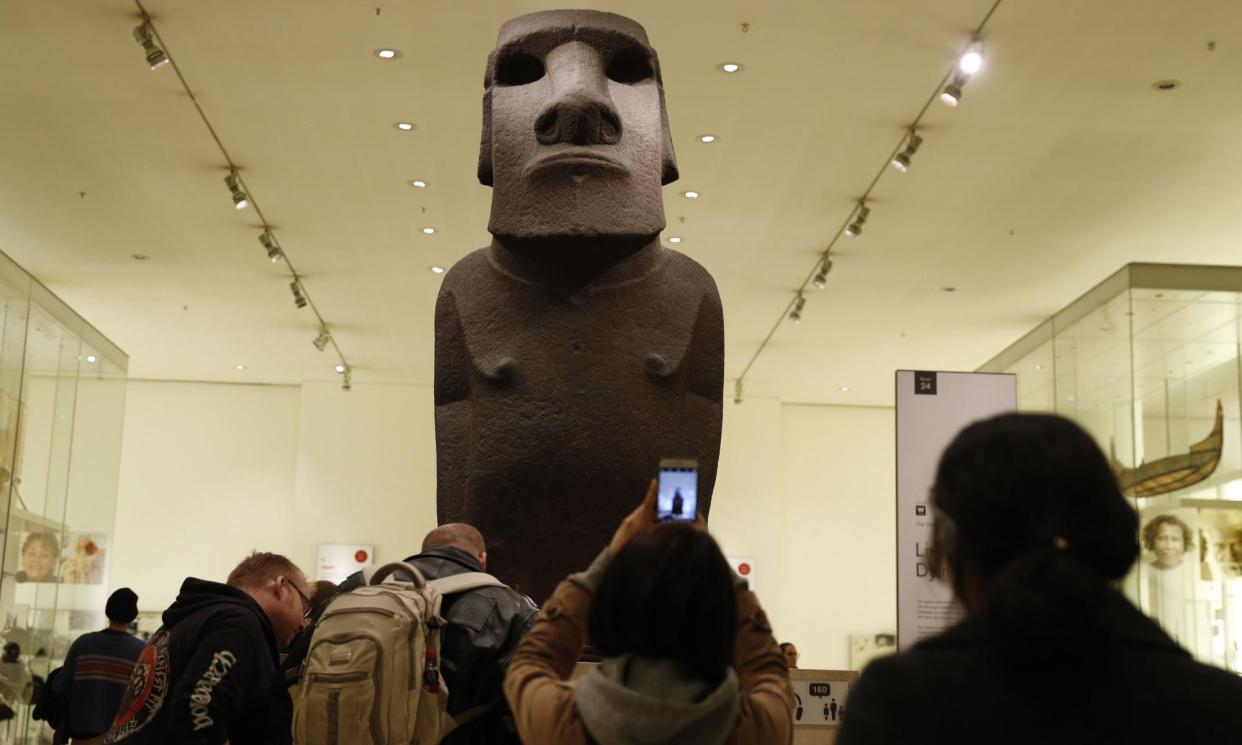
[789,292,806,324]
[940,73,968,107]
[682,191,700,199]
[225,170,249,209]
[132,21,169,70]
[719,63,743,73]
[429,265,446,274]
[669,236,683,244]
[959,38,984,75]
[699,134,717,143]
[86,355,98,364]
[290,281,307,309]
[335,363,347,374]
[410,180,428,188]
[395,122,415,131]
[422,227,437,235]
[891,131,923,173]
[375,49,401,60]
[313,326,331,352]
[259,228,282,262]
[812,258,834,289]
[845,204,870,238]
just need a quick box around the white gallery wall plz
[112,380,897,669]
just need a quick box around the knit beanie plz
[105,587,139,624]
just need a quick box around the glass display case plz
[980,263,1242,671]
[0,248,126,742]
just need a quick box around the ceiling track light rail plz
[731,0,1003,396]
[132,0,352,387]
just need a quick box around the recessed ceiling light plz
[1035,364,1043,371]
[396,122,415,131]
[375,49,401,60]
[698,134,717,143]
[719,63,742,73]
[335,364,347,374]
[410,179,428,188]
[86,355,97,364]
[1151,79,1180,91]
[429,265,445,274]
[942,287,957,293]
[839,386,850,392]
[682,191,700,199]
[668,236,683,244]
[235,364,246,371]
[422,227,436,235]
[131,253,149,261]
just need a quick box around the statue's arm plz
[686,283,725,404]
[434,288,471,523]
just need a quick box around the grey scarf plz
[574,655,740,745]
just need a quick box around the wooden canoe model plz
[1112,400,1224,498]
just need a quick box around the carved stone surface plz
[435,9,724,603]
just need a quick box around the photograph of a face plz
[16,531,107,584]
[658,466,697,522]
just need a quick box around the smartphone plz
[657,458,698,522]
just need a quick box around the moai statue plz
[435,9,724,603]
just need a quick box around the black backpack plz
[31,667,67,728]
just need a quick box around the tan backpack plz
[292,562,506,745]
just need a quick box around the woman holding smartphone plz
[504,481,794,745]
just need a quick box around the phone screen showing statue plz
[657,465,698,522]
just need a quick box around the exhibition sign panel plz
[726,555,757,593]
[895,370,1016,651]
[318,543,374,583]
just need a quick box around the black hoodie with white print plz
[106,578,282,745]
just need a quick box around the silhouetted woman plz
[505,482,793,745]
[839,413,1242,744]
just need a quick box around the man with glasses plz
[107,552,310,745]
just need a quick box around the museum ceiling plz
[1,0,1239,406]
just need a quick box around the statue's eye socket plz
[495,53,545,86]
[607,48,654,84]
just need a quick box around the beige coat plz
[504,579,794,745]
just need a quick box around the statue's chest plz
[454,282,699,396]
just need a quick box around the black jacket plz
[839,590,1242,745]
[107,579,283,745]
[336,546,539,745]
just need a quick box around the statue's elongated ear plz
[655,57,679,185]
[477,53,496,187]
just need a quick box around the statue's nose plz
[535,42,621,146]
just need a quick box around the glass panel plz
[0,254,128,742]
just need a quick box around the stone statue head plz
[478,10,678,240]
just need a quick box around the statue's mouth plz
[526,148,628,178]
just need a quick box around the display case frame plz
[980,262,1242,671]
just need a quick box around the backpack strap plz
[363,561,427,587]
[448,697,500,732]
[426,572,506,596]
